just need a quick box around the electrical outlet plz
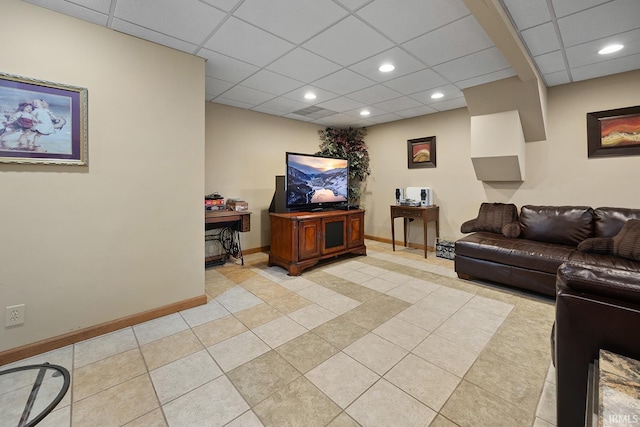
[5,304,25,326]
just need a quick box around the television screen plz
[286,152,348,210]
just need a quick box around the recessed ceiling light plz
[598,44,623,54]
[360,110,370,116]
[378,63,395,72]
[304,92,317,100]
[431,92,444,99]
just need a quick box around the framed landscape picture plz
[407,136,436,168]
[587,105,640,158]
[0,72,88,166]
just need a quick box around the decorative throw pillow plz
[578,219,640,261]
[460,202,520,238]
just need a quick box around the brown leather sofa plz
[554,262,640,426]
[455,205,640,296]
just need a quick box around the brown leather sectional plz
[455,205,640,296]
[555,262,640,426]
[456,204,640,426]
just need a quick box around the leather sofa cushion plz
[594,207,640,238]
[519,205,594,246]
[460,202,520,237]
[456,232,575,274]
[578,219,640,262]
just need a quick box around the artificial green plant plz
[317,127,371,204]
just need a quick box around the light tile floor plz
[0,240,558,426]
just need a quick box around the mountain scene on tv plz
[287,155,348,206]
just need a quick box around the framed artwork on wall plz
[587,105,640,158]
[407,136,436,168]
[0,72,88,166]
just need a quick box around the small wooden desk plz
[205,210,251,266]
[390,205,440,258]
[205,210,251,231]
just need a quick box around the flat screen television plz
[285,152,349,211]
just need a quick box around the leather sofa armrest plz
[460,219,478,233]
[557,262,640,305]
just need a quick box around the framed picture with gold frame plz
[587,105,640,158]
[0,72,88,166]
[407,136,436,168]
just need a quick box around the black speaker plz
[269,175,288,213]
[395,188,404,205]
[420,189,427,205]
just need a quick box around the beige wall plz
[0,1,205,352]
[364,69,640,246]
[206,69,640,253]
[205,103,323,250]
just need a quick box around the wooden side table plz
[390,205,440,258]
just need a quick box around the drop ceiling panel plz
[455,68,517,89]
[365,113,405,124]
[312,69,376,95]
[266,48,342,83]
[241,70,304,96]
[215,97,256,109]
[500,0,550,30]
[543,70,571,86]
[557,0,640,47]
[396,105,439,118]
[433,47,512,83]
[344,106,388,118]
[333,0,370,11]
[114,0,226,43]
[317,97,367,113]
[67,0,112,14]
[256,97,308,114]
[23,0,640,127]
[348,48,426,82]
[233,0,347,44]
[550,0,611,18]
[282,86,339,104]
[302,16,394,66]
[205,77,235,99]
[199,49,260,83]
[27,0,111,14]
[534,51,566,74]
[520,22,561,56]
[383,70,448,95]
[430,96,468,112]
[204,17,294,67]
[312,114,357,126]
[27,0,109,25]
[347,85,403,105]
[218,85,276,105]
[112,19,198,53]
[373,96,422,112]
[571,53,640,82]
[409,85,463,104]
[356,0,470,43]
[402,15,495,66]
[566,29,640,68]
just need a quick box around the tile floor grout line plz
[2,241,555,426]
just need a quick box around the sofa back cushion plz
[519,205,594,246]
[594,207,640,238]
[461,202,519,236]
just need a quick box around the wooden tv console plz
[268,209,366,275]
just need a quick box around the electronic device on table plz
[396,187,434,206]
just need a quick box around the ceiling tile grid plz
[501,0,640,88]
[23,0,640,127]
